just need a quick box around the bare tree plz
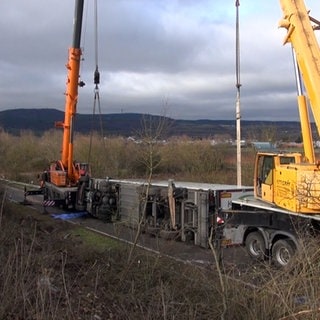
[296,173,320,210]
[127,112,171,263]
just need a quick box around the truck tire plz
[245,231,266,260]
[272,239,295,268]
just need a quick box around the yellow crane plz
[254,0,320,214]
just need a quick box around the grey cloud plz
[0,0,320,122]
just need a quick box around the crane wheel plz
[272,239,296,268]
[245,231,266,261]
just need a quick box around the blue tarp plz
[51,212,88,220]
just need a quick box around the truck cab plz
[255,152,302,203]
[254,151,320,213]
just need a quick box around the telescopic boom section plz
[59,0,84,183]
[279,0,320,163]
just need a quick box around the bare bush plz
[0,129,256,185]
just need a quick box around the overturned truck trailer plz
[86,178,253,248]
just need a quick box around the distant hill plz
[0,108,307,141]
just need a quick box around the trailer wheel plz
[272,239,295,268]
[245,231,266,260]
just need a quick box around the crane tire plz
[245,231,266,260]
[272,239,296,268]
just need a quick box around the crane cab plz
[254,152,320,214]
[255,151,301,201]
[74,162,91,181]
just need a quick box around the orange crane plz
[51,0,88,188]
[38,0,89,209]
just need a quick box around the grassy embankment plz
[1,188,320,319]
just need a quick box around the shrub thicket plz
[0,130,256,186]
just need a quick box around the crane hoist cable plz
[235,0,241,92]
[88,0,106,164]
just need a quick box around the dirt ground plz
[0,197,233,320]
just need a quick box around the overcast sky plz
[0,0,320,121]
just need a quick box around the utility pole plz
[235,0,242,186]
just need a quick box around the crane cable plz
[235,0,241,92]
[88,0,105,164]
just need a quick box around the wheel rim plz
[276,247,291,266]
[250,240,262,256]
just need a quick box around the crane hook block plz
[94,67,100,85]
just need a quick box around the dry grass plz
[0,195,221,319]
[1,190,320,319]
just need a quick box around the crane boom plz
[62,0,84,174]
[53,0,85,186]
[279,0,320,160]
